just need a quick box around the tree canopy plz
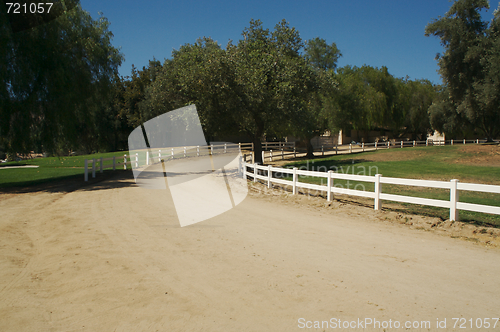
[0,0,123,155]
[426,0,500,140]
[142,19,319,163]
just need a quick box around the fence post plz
[239,142,241,153]
[374,174,382,210]
[451,139,454,146]
[135,153,138,168]
[362,143,364,152]
[84,159,88,181]
[400,141,403,148]
[113,156,116,171]
[413,140,416,147]
[270,149,273,162]
[92,158,96,178]
[265,142,268,150]
[262,151,265,163]
[267,165,272,189]
[336,144,338,155]
[197,146,200,157]
[327,170,332,201]
[387,141,390,149]
[124,154,127,170]
[242,160,247,179]
[224,143,227,154]
[426,139,429,146]
[322,145,324,156]
[253,163,257,183]
[211,144,214,155]
[450,179,459,221]
[293,167,297,195]
[463,139,466,145]
[171,148,174,159]
[476,139,479,144]
[375,141,378,150]
[349,143,352,154]
[146,151,149,165]
[294,147,296,158]
[281,148,284,160]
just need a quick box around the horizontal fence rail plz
[240,160,500,222]
[84,142,254,181]
[259,139,490,163]
[84,139,493,181]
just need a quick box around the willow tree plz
[0,0,123,155]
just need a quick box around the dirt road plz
[1,172,499,331]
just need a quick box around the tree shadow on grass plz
[0,170,136,194]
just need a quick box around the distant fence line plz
[84,142,253,181]
[240,160,500,222]
[256,139,489,163]
[84,139,490,181]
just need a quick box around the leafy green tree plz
[394,78,436,140]
[429,86,472,138]
[294,38,342,158]
[0,0,123,155]
[303,37,342,71]
[121,60,162,128]
[143,20,318,163]
[331,65,398,140]
[471,6,500,140]
[227,19,318,163]
[426,0,500,140]
[142,37,237,142]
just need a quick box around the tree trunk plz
[305,138,314,159]
[252,135,263,164]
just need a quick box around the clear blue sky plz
[80,0,496,85]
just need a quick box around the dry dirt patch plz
[1,173,500,331]
[455,144,500,166]
[248,182,500,248]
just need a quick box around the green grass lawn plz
[0,151,130,188]
[283,145,500,227]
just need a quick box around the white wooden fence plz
[84,142,249,181]
[84,156,126,181]
[84,139,492,182]
[259,139,489,163]
[240,160,500,222]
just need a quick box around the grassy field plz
[283,144,500,227]
[0,151,129,188]
[2,144,500,227]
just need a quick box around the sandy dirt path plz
[1,172,499,331]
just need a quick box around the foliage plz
[303,37,342,71]
[0,0,123,155]
[426,0,500,140]
[143,20,319,163]
[396,78,437,140]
